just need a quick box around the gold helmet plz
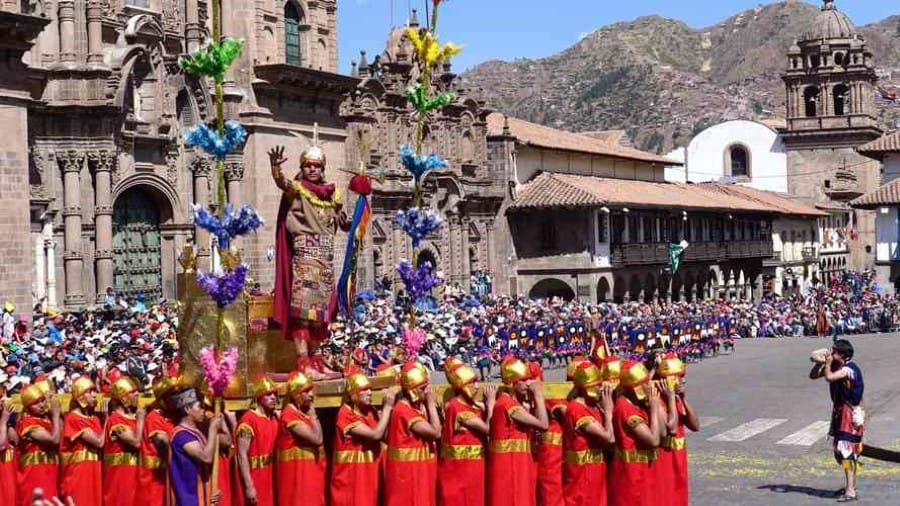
[619,360,651,401]
[20,383,46,409]
[599,356,622,388]
[300,123,326,168]
[500,356,530,386]
[572,361,604,400]
[33,376,55,396]
[566,356,588,381]
[345,372,371,405]
[70,376,96,409]
[375,364,399,385]
[447,363,478,401]
[110,377,139,406]
[400,360,429,403]
[251,377,278,399]
[151,375,180,401]
[286,371,314,403]
[443,357,466,384]
[656,352,685,392]
[591,341,608,366]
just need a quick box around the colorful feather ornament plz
[178,38,245,82]
[197,264,249,308]
[395,207,443,248]
[199,346,239,396]
[405,28,461,67]
[403,326,427,358]
[184,120,247,160]
[396,260,442,301]
[192,203,264,248]
[405,83,455,113]
[399,145,448,182]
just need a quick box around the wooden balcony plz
[610,240,773,266]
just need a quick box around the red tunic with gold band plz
[608,396,658,506]
[104,411,140,506]
[60,412,102,506]
[1,431,16,506]
[438,397,485,506]
[137,409,174,506]
[276,404,326,506]
[234,410,278,506]
[385,400,437,506]
[488,392,536,506]
[655,396,688,506]
[16,414,59,506]
[536,399,566,506]
[331,404,381,506]
[562,399,608,506]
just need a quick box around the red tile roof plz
[486,113,680,166]
[851,179,900,208]
[857,131,900,159]
[510,172,827,217]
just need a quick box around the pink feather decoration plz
[199,346,239,396]
[403,326,427,358]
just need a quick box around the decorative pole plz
[179,3,257,504]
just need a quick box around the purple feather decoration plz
[396,260,442,301]
[192,204,263,249]
[394,207,443,248]
[197,264,249,307]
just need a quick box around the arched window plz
[726,144,750,178]
[833,84,849,116]
[804,86,820,117]
[284,2,303,66]
[461,132,476,162]
[317,39,327,70]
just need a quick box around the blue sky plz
[337,0,895,74]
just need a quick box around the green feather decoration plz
[405,84,455,113]
[179,38,245,82]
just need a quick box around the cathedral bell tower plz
[781,0,882,269]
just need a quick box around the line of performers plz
[0,349,698,506]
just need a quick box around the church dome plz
[803,0,856,41]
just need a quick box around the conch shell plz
[810,348,830,363]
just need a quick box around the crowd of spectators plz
[2,270,898,393]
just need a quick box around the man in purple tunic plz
[169,388,223,506]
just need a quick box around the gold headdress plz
[300,122,326,168]
[71,376,96,409]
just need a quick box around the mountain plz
[460,2,900,154]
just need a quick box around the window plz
[833,84,849,116]
[804,86,820,117]
[596,213,607,243]
[726,144,750,178]
[285,2,303,66]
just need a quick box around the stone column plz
[46,234,57,308]
[224,156,244,207]
[35,232,46,302]
[60,150,86,307]
[191,156,213,267]
[86,1,104,64]
[89,150,115,301]
[185,0,203,53]
[58,0,76,64]
[461,218,471,290]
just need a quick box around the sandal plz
[836,494,858,502]
[832,488,846,498]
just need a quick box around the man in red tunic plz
[331,372,396,506]
[61,376,103,506]
[1,387,16,506]
[235,378,280,506]
[16,382,61,506]
[105,376,145,506]
[655,353,699,506]
[385,361,442,506]
[138,376,178,506]
[488,357,549,506]
[276,371,326,506]
[563,362,614,506]
[608,360,662,506]
[532,361,566,506]
[439,360,494,506]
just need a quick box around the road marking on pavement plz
[708,418,788,442]
[776,421,830,446]
[699,416,724,430]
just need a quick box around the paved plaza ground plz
[680,334,900,505]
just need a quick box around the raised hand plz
[268,146,287,168]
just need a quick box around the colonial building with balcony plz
[852,130,900,292]
[496,115,823,303]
